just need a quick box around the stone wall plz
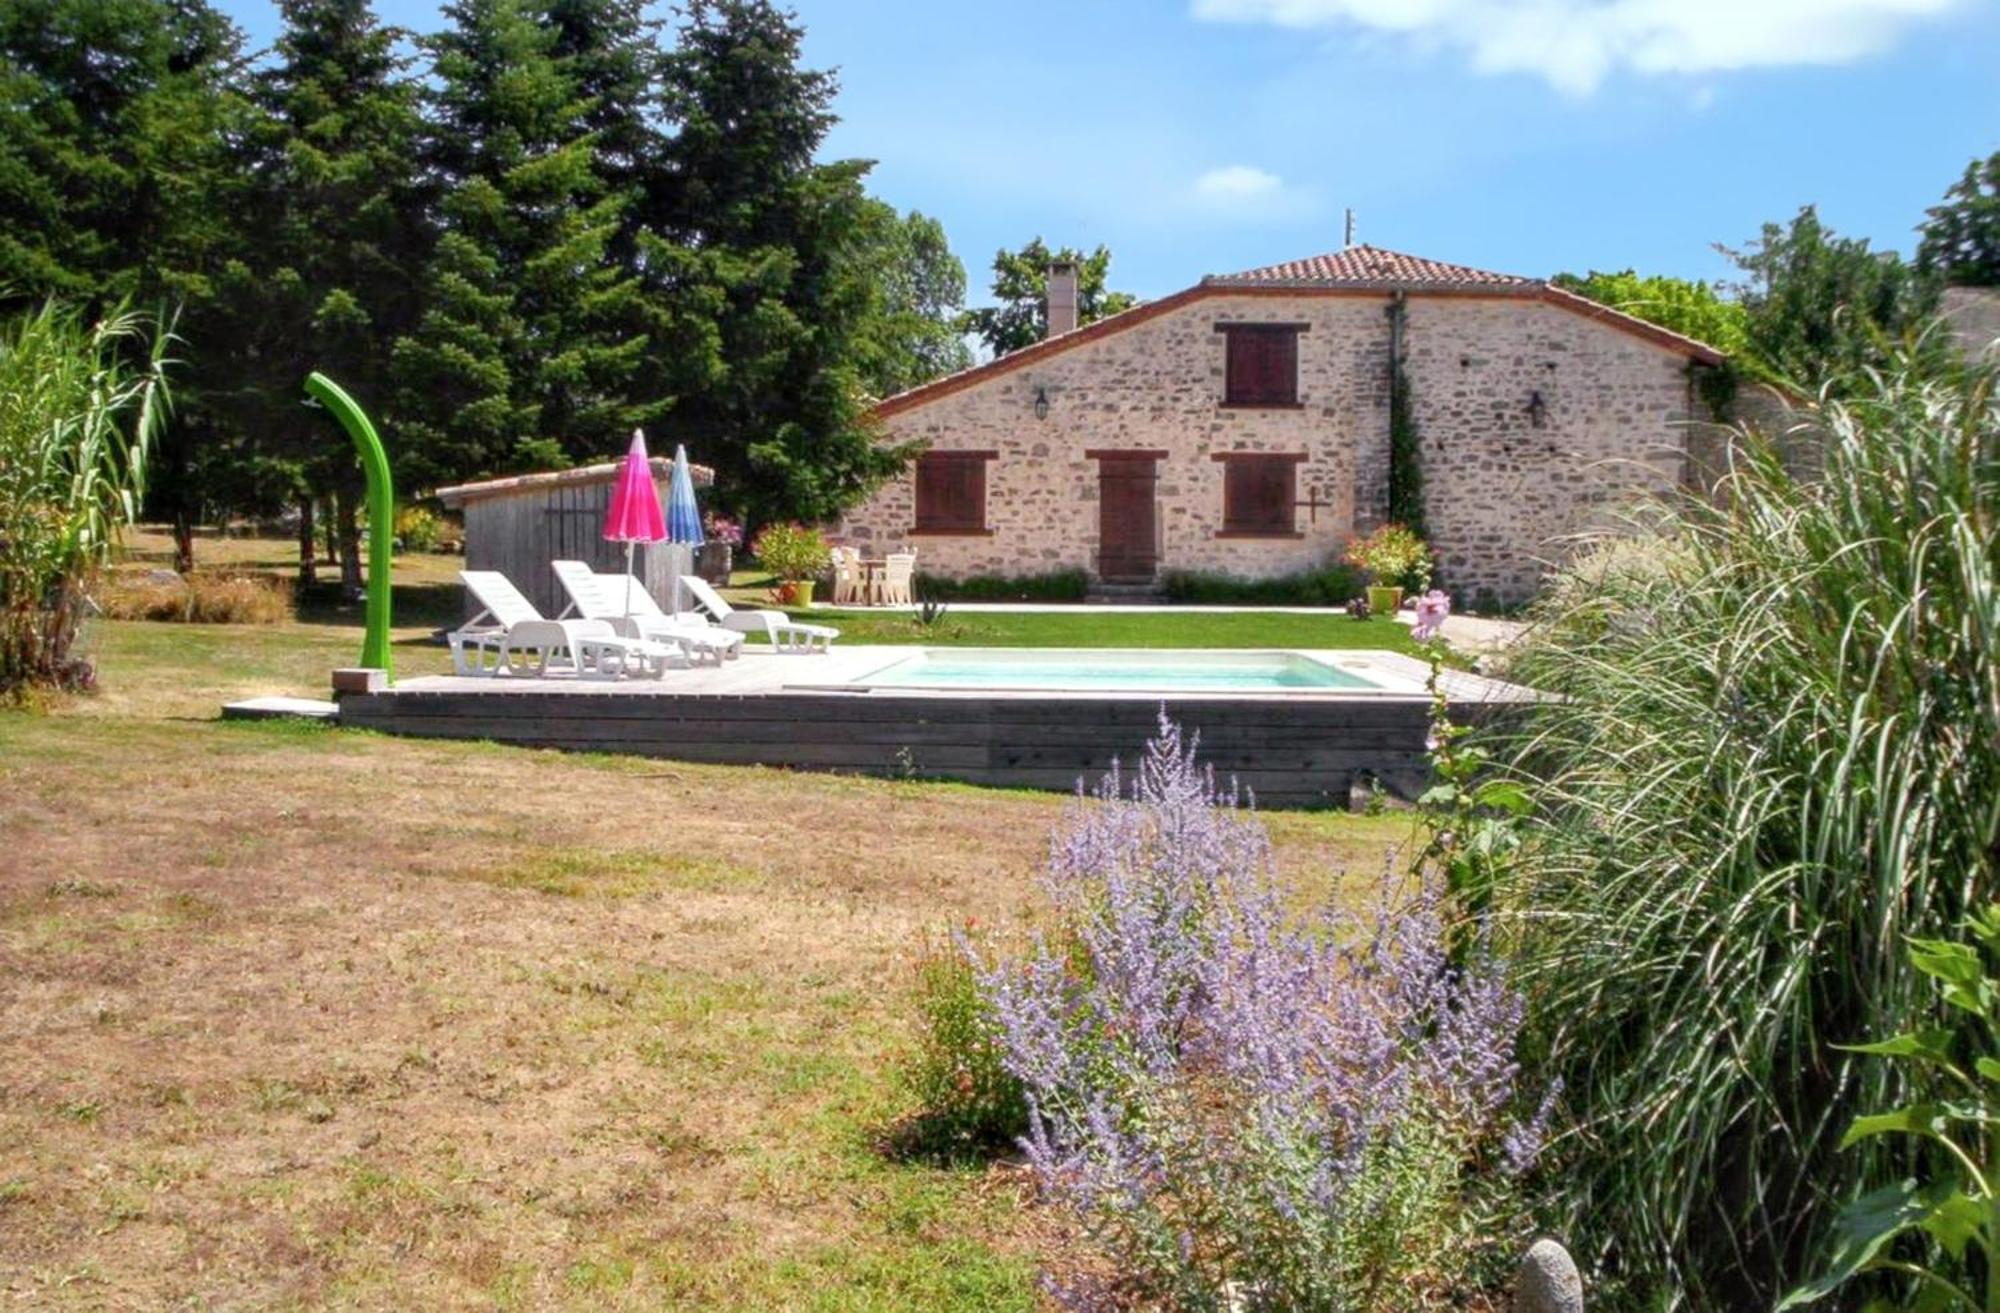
[1401,297,1696,604]
[838,291,1703,605]
[1943,286,2000,362]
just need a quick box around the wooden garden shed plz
[436,456,714,620]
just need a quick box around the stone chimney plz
[1045,261,1079,338]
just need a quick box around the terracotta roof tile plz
[1205,244,1540,291]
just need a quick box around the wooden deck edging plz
[340,691,1529,809]
[333,648,1542,809]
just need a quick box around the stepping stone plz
[1516,1238,1585,1313]
[221,696,338,722]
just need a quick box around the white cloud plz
[1190,0,1962,95]
[1195,164,1287,203]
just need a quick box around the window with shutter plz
[913,451,996,534]
[1219,324,1303,407]
[1213,452,1305,537]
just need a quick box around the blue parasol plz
[666,443,704,546]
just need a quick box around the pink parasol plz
[603,429,667,619]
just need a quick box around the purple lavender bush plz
[969,714,1552,1309]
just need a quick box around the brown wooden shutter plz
[915,452,993,532]
[1223,326,1299,406]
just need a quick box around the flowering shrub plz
[749,521,829,581]
[703,511,743,547]
[1411,589,1451,642]
[1344,523,1431,588]
[969,715,1552,1308]
[1415,635,1530,963]
[393,505,445,553]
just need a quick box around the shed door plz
[1096,455,1159,582]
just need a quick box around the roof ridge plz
[1206,244,1541,290]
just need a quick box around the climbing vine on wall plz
[1386,299,1428,539]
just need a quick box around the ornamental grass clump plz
[0,300,168,694]
[1494,348,2000,1307]
[971,715,1551,1310]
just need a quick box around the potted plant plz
[698,511,741,585]
[750,521,831,607]
[1344,523,1431,616]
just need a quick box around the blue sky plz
[217,0,2000,302]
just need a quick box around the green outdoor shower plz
[304,372,394,680]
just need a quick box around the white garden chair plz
[874,553,916,607]
[830,546,864,606]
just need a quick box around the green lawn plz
[792,606,1415,651]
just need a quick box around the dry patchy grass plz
[0,620,1415,1309]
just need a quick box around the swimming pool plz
[843,648,1411,694]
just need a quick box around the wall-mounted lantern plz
[1526,389,1548,429]
[1032,386,1050,421]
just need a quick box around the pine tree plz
[393,0,649,489]
[651,0,905,526]
[0,0,246,306]
[0,0,255,570]
[218,0,429,589]
[543,0,661,228]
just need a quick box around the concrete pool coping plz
[354,646,1534,702]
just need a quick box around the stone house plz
[835,244,1726,605]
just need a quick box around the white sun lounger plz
[550,561,744,665]
[452,570,681,679]
[677,574,840,653]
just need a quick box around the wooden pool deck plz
[335,647,1540,808]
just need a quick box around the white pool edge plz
[787,647,1434,698]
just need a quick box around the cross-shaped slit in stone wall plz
[1294,484,1331,524]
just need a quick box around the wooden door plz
[1094,453,1160,582]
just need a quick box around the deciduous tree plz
[1918,149,2000,287]
[852,206,971,398]
[1720,206,1939,393]
[1551,268,1752,361]
[962,239,1136,358]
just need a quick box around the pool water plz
[848,648,1388,693]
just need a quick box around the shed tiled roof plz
[1205,245,1540,291]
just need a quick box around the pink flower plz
[1412,589,1452,642]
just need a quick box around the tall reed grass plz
[0,300,169,692]
[1495,350,1999,1307]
